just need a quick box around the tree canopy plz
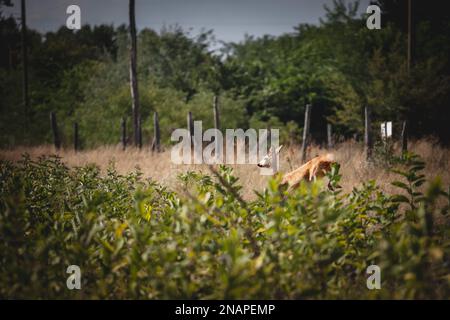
[1,0,449,147]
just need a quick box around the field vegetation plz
[1,0,449,299]
[0,141,449,299]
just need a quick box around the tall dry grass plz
[1,139,449,200]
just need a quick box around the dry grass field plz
[1,138,449,200]
[1,139,449,299]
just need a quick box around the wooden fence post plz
[213,95,220,130]
[187,111,194,136]
[327,123,333,149]
[121,117,126,150]
[401,120,408,155]
[300,104,312,163]
[152,111,161,152]
[73,122,79,152]
[138,118,142,149]
[364,106,373,161]
[213,95,220,154]
[50,112,61,150]
[187,111,194,149]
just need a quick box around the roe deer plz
[257,145,336,190]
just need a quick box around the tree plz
[129,0,141,148]
[21,0,29,138]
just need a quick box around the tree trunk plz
[407,0,415,74]
[21,0,29,136]
[129,0,141,148]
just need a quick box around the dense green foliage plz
[1,0,449,301]
[1,0,450,147]
[0,154,448,299]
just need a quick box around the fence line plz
[49,107,408,159]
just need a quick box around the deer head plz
[257,145,283,168]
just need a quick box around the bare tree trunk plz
[407,0,414,74]
[21,0,29,136]
[129,0,141,148]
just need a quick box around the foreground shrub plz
[0,154,448,299]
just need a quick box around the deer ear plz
[276,145,283,154]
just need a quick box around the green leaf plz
[413,179,426,187]
[391,181,409,191]
[391,195,410,203]
[391,169,408,178]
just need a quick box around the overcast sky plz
[3,0,370,44]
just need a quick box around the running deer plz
[257,145,337,190]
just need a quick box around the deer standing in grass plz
[257,145,337,190]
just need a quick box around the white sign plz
[381,121,392,139]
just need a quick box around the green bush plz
[0,154,448,299]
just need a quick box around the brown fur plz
[280,153,336,190]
